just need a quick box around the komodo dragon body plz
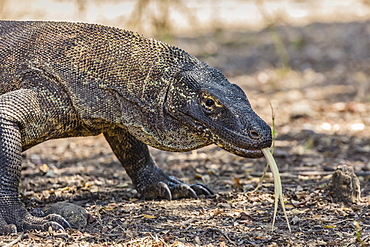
[0,20,272,234]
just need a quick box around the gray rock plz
[47,202,88,229]
[326,165,361,204]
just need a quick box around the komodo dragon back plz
[0,20,272,234]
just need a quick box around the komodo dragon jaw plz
[164,67,272,158]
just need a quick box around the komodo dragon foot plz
[0,195,70,234]
[103,129,214,200]
[134,166,214,200]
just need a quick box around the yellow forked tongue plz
[262,148,291,232]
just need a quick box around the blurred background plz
[1,0,369,36]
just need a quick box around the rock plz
[47,202,88,229]
[326,165,361,203]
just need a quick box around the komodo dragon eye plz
[205,99,215,107]
[200,92,223,113]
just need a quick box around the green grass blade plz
[262,148,291,232]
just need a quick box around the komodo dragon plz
[0,20,272,234]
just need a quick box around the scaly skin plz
[0,20,272,234]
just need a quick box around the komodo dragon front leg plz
[0,89,70,233]
[104,127,213,200]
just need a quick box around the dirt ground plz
[1,15,370,247]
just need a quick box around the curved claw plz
[23,220,65,232]
[0,201,72,235]
[133,165,214,200]
[21,213,70,232]
[170,184,198,199]
[142,182,172,200]
[44,213,71,230]
[138,178,213,200]
[44,222,65,232]
[190,183,214,196]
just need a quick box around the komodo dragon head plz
[160,62,272,158]
[109,36,272,158]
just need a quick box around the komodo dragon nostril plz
[249,130,260,139]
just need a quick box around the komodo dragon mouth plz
[177,111,271,158]
[212,128,271,158]
[215,138,267,158]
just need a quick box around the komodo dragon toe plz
[0,196,70,234]
[135,168,213,200]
